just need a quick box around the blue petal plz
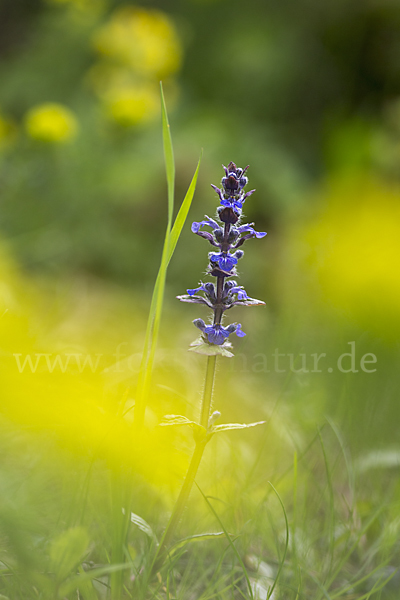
[203,217,220,230]
[219,254,237,271]
[236,324,246,337]
[187,286,201,296]
[230,286,248,299]
[237,224,255,234]
[204,324,230,345]
[220,198,231,208]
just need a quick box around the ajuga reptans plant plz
[151,163,267,577]
[178,161,266,355]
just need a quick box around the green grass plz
[0,414,398,599]
[0,89,399,600]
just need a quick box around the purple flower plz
[220,196,245,211]
[193,319,246,345]
[235,324,246,337]
[237,224,267,239]
[187,282,216,299]
[204,324,231,345]
[209,252,238,272]
[214,189,255,212]
[181,163,266,352]
[191,217,220,233]
[230,286,249,300]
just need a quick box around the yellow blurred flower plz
[0,245,190,489]
[103,83,160,127]
[24,103,79,143]
[302,177,400,336]
[92,6,182,78]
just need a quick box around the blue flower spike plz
[177,162,266,354]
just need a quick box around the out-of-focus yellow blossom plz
[103,83,160,127]
[0,245,191,490]
[302,177,400,337]
[92,6,182,78]
[24,103,79,143]
[0,113,18,149]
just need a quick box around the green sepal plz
[188,336,234,358]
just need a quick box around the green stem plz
[151,355,217,575]
[200,355,217,428]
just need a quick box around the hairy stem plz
[200,355,217,428]
[151,354,217,575]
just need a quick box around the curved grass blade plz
[133,85,201,428]
[59,563,132,597]
[267,482,289,600]
[169,531,232,556]
[318,429,335,578]
[168,150,202,259]
[318,503,386,599]
[161,81,175,225]
[196,483,254,600]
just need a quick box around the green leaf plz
[160,414,206,438]
[213,421,266,433]
[130,512,157,542]
[133,85,201,429]
[74,567,99,600]
[58,563,131,598]
[50,526,89,584]
[160,81,175,225]
[169,532,232,555]
[167,152,202,262]
[160,414,197,426]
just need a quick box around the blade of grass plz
[318,429,335,582]
[306,570,332,600]
[133,85,201,429]
[134,82,174,430]
[293,451,298,565]
[196,483,254,600]
[359,568,398,600]
[161,81,175,226]
[168,151,202,260]
[320,503,386,598]
[59,563,132,597]
[330,558,394,599]
[294,566,302,600]
[267,482,289,600]
[325,416,355,509]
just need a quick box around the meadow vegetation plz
[0,1,400,598]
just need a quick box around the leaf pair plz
[160,413,266,437]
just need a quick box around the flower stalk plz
[151,355,215,574]
[153,162,266,575]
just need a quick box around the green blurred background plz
[1,1,400,597]
[0,0,400,457]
